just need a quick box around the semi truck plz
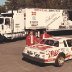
[0,10,25,42]
[0,8,72,42]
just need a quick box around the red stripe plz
[44,58,55,62]
[66,55,71,58]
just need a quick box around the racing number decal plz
[49,50,59,57]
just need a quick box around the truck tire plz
[55,55,65,67]
[0,35,4,43]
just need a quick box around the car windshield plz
[0,18,4,24]
[40,39,59,47]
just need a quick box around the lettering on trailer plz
[49,9,60,12]
[30,11,38,26]
[32,16,36,20]
[32,12,36,15]
[30,21,38,26]
[45,14,56,22]
[15,24,20,28]
[34,9,60,12]
[34,8,47,11]
[47,16,60,27]
[31,12,36,20]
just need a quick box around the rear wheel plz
[55,56,65,67]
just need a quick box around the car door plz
[60,40,71,59]
[66,39,72,58]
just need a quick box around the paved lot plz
[0,35,72,72]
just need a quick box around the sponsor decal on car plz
[31,44,52,50]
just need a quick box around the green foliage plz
[0,0,72,13]
[4,0,72,10]
[0,6,6,13]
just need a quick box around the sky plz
[0,0,6,6]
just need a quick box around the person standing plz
[26,31,39,46]
[40,30,52,39]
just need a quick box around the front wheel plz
[55,56,65,67]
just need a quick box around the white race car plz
[22,36,72,66]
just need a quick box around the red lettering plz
[49,50,59,57]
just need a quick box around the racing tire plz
[55,56,65,67]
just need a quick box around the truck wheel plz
[55,56,65,67]
[0,35,4,43]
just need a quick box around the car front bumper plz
[22,53,45,63]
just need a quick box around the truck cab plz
[0,17,12,35]
[0,11,25,42]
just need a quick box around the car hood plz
[29,44,52,51]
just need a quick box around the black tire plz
[0,35,4,43]
[55,56,65,67]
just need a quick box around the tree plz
[5,0,26,10]
[67,0,72,9]
[0,6,6,13]
[5,0,18,10]
[4,0,72,10]
[17,0,26,8]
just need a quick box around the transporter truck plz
[0,8,71,42]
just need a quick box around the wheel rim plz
[58,57,64,65]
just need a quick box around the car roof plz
[44,36,71,41]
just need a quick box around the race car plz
[22,36,72,66]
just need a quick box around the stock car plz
[22,36,72,66]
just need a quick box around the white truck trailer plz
[21,8,65,30]
[20,8,71,35]
[0,8,72,42]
